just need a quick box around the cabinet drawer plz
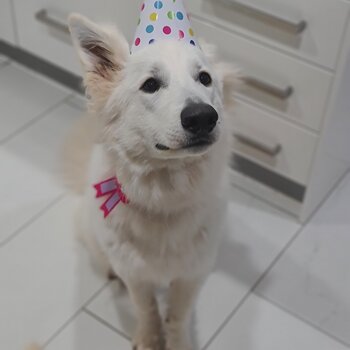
[193,18,333,131]
[13,0,140,75]
[0,0,16,45]
[232,100,317,185]
[188,0,349,69]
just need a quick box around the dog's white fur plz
[66,14,237,350]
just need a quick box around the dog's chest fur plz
[84,143,227,284]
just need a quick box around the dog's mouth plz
[155,143,171,151]
[156,137,214,153]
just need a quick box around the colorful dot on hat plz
[189,28,194,36]
[137,18,141,25]
[135,37,141,46]
[149,39,155,44]
[146,24,154,33]
[163,26,172,35]
[179,30,184,39]
[167,11,175,19]
[150,12,158,21]
[176,12,184,20]
[154,1,163,9]
[190,40,195,46]
[141,3,145,11]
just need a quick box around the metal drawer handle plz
[35,9,70,35]
[227,0,307,35]
[243,76,293,100]
[234,133,282,157]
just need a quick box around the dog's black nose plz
[181,103,218,135]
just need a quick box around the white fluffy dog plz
[65,14,237,350]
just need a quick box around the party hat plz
[131,0,198,53]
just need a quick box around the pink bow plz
[93,177,128,218]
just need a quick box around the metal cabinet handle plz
[35,9,70,35]
[234,133,282,157]
[243,76,293,100]
[227,0,307,35]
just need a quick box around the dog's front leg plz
[165,278,203,350]
[127,280,163,350]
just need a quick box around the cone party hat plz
[131,0,198,53]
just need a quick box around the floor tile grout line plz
[0,194,65,249]
[201,291,254,349]
[203,171,350,349]
[256,293,350,349]
[0,93,74,145]
[202,224,308,349]
[43,280,110,348]
[83,307,131,341]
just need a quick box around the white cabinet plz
[0,0,16,45]
[12,0,140,75]
[187,0,349,69]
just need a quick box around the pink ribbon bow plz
[93,177,128,218]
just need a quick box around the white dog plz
[65,14,237,350]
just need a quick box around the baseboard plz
[0,40,83,94]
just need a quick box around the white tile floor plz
[0,61,349,350]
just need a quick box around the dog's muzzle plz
[155,103,219,153]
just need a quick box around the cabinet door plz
[0,0,16,45]
[13,0,141,75]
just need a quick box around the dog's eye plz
[199,72,212,87]
[140,78,161,93]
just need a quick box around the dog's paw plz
[165,341,192,350]
[164,326,192,350]
[132,329,163,350]
[165,332,192,350]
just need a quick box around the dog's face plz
[69,15,236,161]
[114,41,224,159]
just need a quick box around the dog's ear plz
[68,14,129,104]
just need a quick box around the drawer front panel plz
[193,18,333,131]
[187,0,349,69]
[0,0,16,45]
[232,100,318,185]
[13,0,140,75]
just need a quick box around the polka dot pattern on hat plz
[176,11,184,20]
[154,1,163,9]
[135,37,141,46]
[146,24,154,33]
[163,26,172,35]
[131,0,198,53]
[149,12,158,21]
[167,11,175,19]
